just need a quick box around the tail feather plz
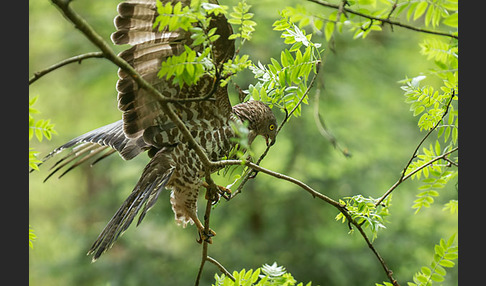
[87,147,175,262]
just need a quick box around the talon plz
[202,181,232,201]
[216,185,232,201]
[249,170,258,179]
[196,228,216,244]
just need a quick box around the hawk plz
[39,0,278,261]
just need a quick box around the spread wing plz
[37,120,149,182]
[36,0,235,179]
[113,0,236,148]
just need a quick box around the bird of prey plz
[37,0,278,262]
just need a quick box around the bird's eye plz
[269,124,275,131]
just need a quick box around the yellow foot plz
[196,227,217,244]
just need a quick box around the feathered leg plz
[169,184,216,244]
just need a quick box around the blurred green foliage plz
[29,0,457,285]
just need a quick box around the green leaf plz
[406,2,419,21]
[29,95,39,107]
[439,259,455,268]
[446,233,456,247]
[29,149,42,171]
[413,105,425,116]
[430,273,444,282]
[414,2,428,21]
[376,282,394,286]
[424,5,434,26]
[243,20,256,27]
[434,264,446,276]
[434,244,445,257]
[415,273,428,283]
[324,21,334,42]
[421,266,431,276]
[444,253,458,260]
[250,268,260,283]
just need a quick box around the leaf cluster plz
[29,96,57,171]
[246,16,322,116]
[154,0,227,87]
[400,75,457,132]
[278,1,383,41]
[29,96,57,142]
[220,54,251,87]
[158,45,212,86]
[397,0,458,28]
[442,199,457,215]
[29,95,57,250]
[408,234,458,286]
[336,195,390,240]
[154,0,258,89]
[376,235,457,286]
[227,0,256,41]
[396,0,458,216]
[406,142,457,213]
[213,262,312,286]
[398,40,457,219]
[278,6,324,35]
[154,1,199,32]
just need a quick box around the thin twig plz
[381,0,398,31]
[375,146,458,207]
[313,87,351,158]
[353,219,399,286]
[374,91,456,206]
[29,52,104,85]
[443,156,458,167]
[207,256,235,281]
[306,0,458,39]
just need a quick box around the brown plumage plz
[38,0,277,262]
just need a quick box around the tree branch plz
[375,146,458,207]
[247,162,398,284]
[206,256,234,280]
[306,0,458,40]
[195,179,235,285]
[194,197,213,286]
[29,52,104,85]
[210,158,399,284]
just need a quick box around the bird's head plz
[232,100,278,146]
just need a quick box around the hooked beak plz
[265,135,276,147]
